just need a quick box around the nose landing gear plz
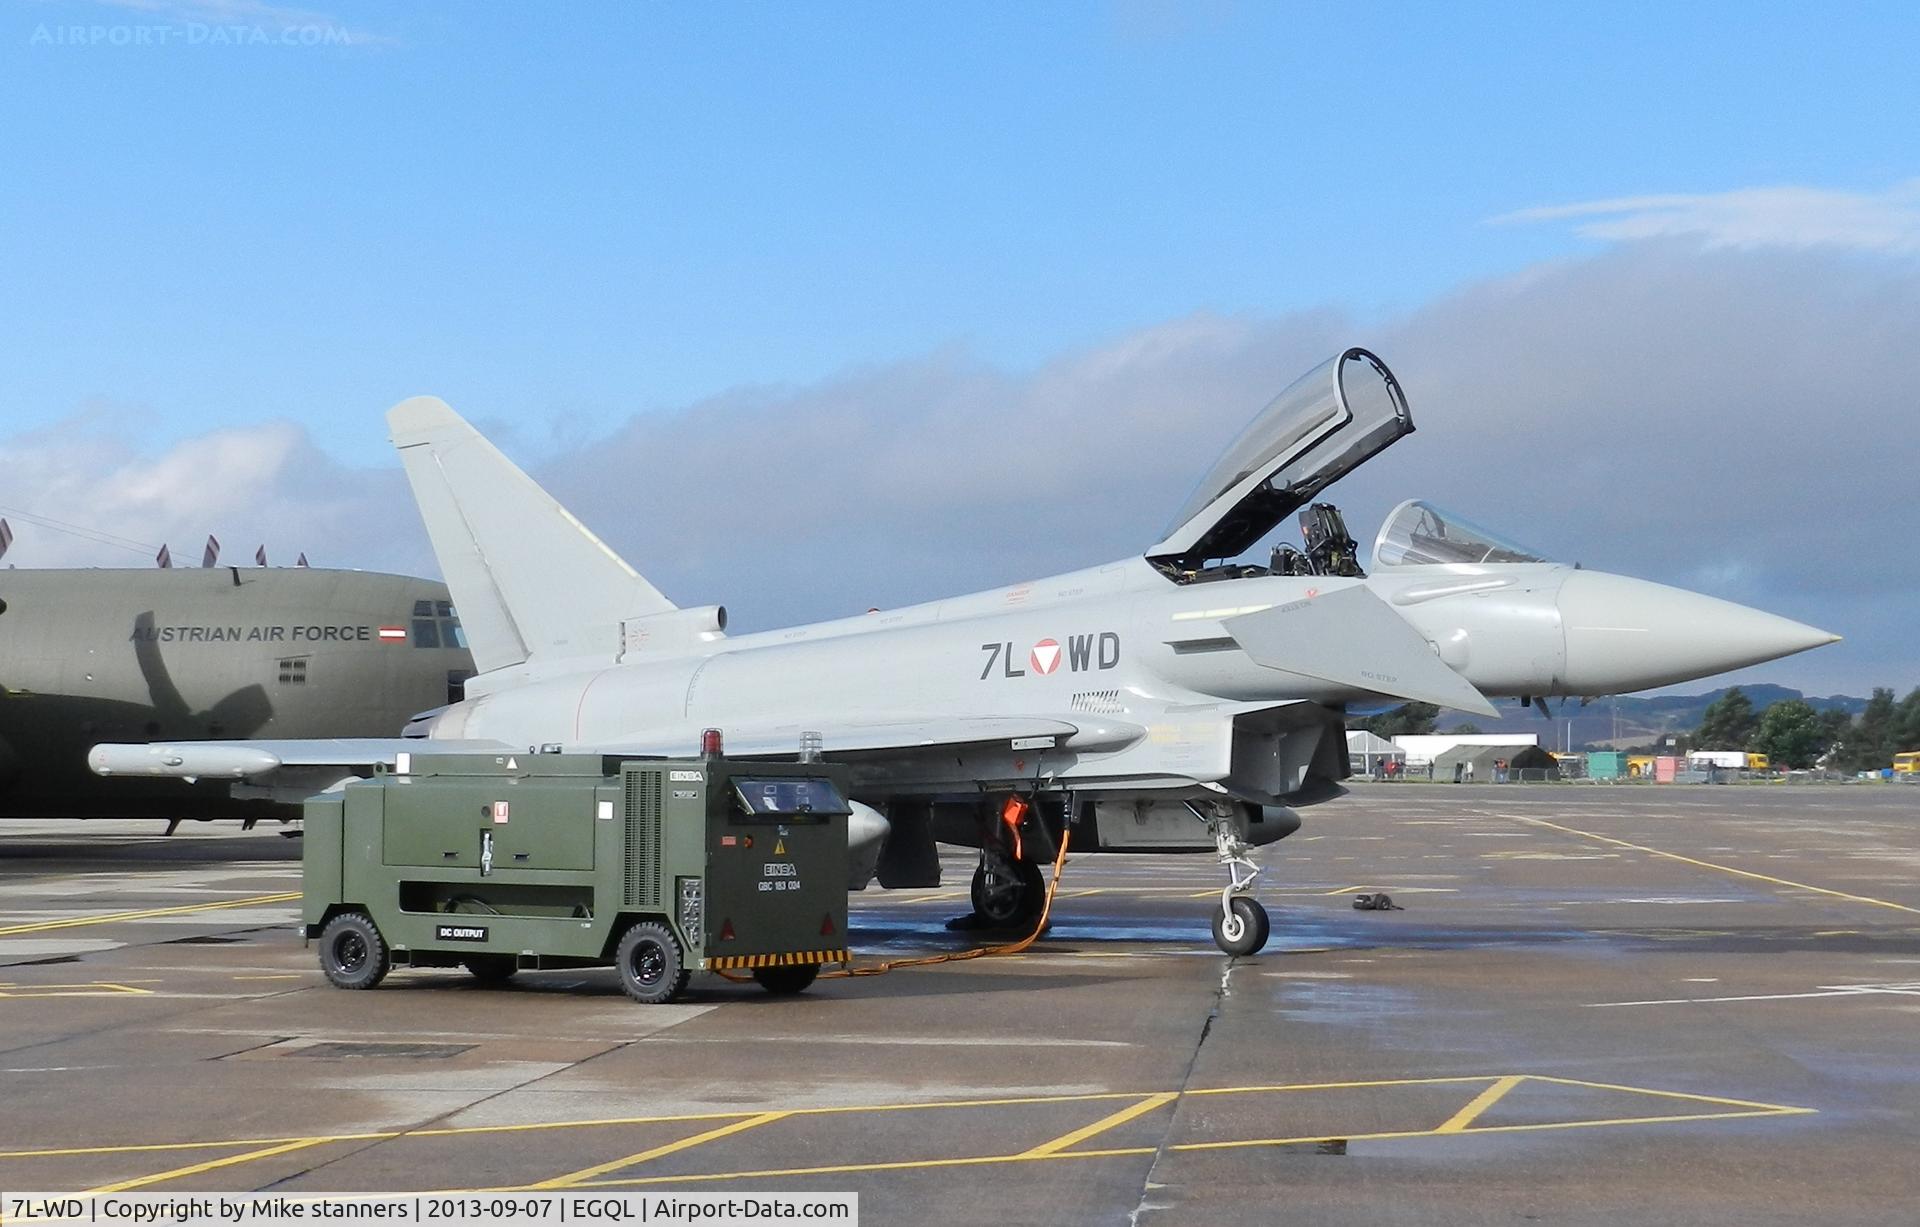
[1203,808,1270,956]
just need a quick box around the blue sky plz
[6,1,1916,453]
[3,1,1918,694]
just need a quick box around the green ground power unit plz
[301,751,852,1003]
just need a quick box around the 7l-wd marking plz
[979,632,1120,679]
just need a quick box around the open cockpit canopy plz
[1371,500,1553,569]
[1150,348,1413,570]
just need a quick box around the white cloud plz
[0,410,411,572]
[1495,180,1920,255]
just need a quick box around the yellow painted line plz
[0,892,302,937]
[0,983,154,998]
[86,1138,329,1193]
[1020,1092,1175,1157]
[1164,1107,1813,1153]
[1506,816,1920,916]
[566,1150,1120,1186]
[532,1112,790,1188]
[233,974,305,981]
[1434,1075,1523,1133]
[563,1100,1817,1188]
[1184,1075,1498,1096]
[1524,1074,1812,1113]
[1,1089,1162,1160]
[2,1074,1814,1173]
[2,1078,1503,1160]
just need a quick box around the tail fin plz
[387,396,675,672]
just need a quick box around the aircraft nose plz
[1556,570,1840,694]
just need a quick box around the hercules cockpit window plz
[410,599,466,649]
[1372,500,1552,568]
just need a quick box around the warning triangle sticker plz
[506,757,518,769]
[774,838,786,855]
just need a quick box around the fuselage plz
[0,567,473,818]
[416,545,1835,807]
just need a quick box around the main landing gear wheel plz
[1211,896,1270,956]
[318,911,390,990]
[616,922,690,1004]
[753,965,820,995]
[463,954,518,984]
[971,859,1045,927]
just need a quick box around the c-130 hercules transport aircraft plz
[93,349,1839,954]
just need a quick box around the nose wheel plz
[1212,895,1270,956]
[1200,807,1270,956]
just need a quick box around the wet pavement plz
[2,783,1918,1224]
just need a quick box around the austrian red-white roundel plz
[1030,638,1061,675]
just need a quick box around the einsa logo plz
[979,633,1120,679]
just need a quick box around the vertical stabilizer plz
[387,397,675,672]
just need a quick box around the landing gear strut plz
[1199,807,1270,956]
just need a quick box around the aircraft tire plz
[1211,897,1270,957]
[971,861,1044,927]
[319,911,390,990]
[753,965,819,995]
[463,955,518,984]
[616,922,690,1005]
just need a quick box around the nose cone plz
[1557,570,1840,693]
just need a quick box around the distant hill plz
[1425,685,1870,752]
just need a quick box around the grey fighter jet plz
[92,349,1838,951]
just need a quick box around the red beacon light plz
[701,728,724,759]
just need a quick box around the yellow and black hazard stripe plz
[708,949,850,970]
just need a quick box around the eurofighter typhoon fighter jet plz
[92,349,1839,953]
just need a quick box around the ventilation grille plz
[1071,689,1125,715]
[624,769,663,907]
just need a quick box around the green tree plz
[1354,702,1440,739]
[1894,688,1920,755]
[1693,687,1757,750]
[1817,707,1858,770]
[1450,722,1485,735]
[1751,699,1828,769]
[1848,688,1897,771]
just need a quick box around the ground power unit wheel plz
[1211,897,1270,956]
[616,921,690,1004]
[318,911,391,989]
